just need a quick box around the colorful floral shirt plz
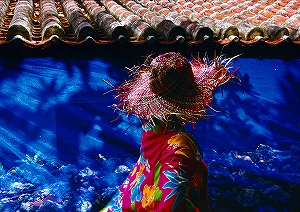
[101,127,208,212]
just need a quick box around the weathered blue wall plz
[0,57,299,211]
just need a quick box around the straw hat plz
[113,52,238,125]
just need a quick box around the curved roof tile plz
[0,0,299,51]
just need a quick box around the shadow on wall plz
[0,56,141,170]
[190,58,300,151]
[0,56,299,169]
[0,56,299,211]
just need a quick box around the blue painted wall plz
[0,57,299,211]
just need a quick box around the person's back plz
[102,122,208,211]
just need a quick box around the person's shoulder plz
[169,132,203,160]
[168,132,198,150]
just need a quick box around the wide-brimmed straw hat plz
[113,52,239,125]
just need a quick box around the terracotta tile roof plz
[0,0,300,54]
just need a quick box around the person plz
[101,52,238,212]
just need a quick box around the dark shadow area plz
[1,37,300,60]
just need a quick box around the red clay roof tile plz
[0,0,299,52]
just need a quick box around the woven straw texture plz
[114,52,239,124]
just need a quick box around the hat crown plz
[149,52,197,102]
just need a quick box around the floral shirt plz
[101,127,208,212]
